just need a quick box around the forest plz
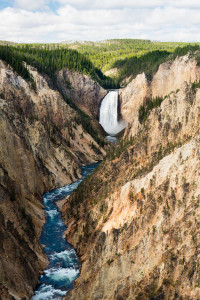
[113,44,200,83]
[113,50,170,82]
[65,39,200,72]
[0,44,119,89]
[0,41,200,91]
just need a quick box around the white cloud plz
[56,0,200,9]
[1,2,200,43]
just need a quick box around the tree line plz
[0,44,119,89]
[113,45,200,83]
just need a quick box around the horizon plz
[0,38,199,45]
[1,1,200,43]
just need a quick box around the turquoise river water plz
[31,163,99,300]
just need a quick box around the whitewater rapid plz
[31,163,99,300]
[99,90,126,136]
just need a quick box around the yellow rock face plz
[119,54,200,124]
[62,54,200,300]
[0,61,105,299]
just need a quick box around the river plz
[32,90,125,299]
[31,163,99,300]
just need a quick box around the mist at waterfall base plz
[99,91,126,140]
[31,163,99,300]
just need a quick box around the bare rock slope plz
[56,69,107,118]
[61,54,200,300]
[0,61,105,299]
[119,54,200,123]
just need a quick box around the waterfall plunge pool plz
[31,163,99,300]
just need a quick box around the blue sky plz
[0,1,11,10]
[1,0,200,43]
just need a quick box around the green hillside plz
[1,40,200,90]
[65,39,198,73]
[0,44,119,89]
[113,44,200,83]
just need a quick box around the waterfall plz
[99,91,126,136]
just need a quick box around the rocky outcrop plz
[151,54,200,98]
[64,137,200,300]
[119,73,150,123]
[56,69,107,118]
[104,68,119,77]
[119,54,200,123]
[61,55,200,300]
[0,61,105,299]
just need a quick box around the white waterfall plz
[99,91,126,136]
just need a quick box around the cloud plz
[14,0,49,10]
[1,1,200,43]
[56,0,200,9]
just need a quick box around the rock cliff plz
[0,60,105,299]
[61,54,200,300]
[119,54,200,124]
[56,69,107,118]
[119,73,150,123]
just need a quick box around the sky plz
[1,0,200,43]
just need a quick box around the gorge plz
[32,163,99,300]
[1,44,200,300]
[0,56,106,300]
[61,52,200,300]
[32,90,126,299]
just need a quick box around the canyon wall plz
[56,69,107,118]
[0,61,105,299]
[119,54,200,124]
[62,54,200,300]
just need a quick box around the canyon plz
[0,60,105,299]
[1,50,200,300]
[61,53,200,300]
